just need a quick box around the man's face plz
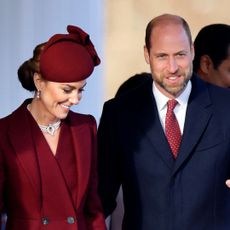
[144,23,194,98]
[209,55,230,88]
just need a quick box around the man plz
[193,23,230,88]
[98,14,230,230]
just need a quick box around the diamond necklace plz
[38,120,61,136]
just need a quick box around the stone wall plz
[104,0,230,100]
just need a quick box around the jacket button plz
[67,216,75,224]
[42,217,49,225]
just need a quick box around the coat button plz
[67,216,75,224]
[42,217,49,225]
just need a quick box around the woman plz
[0,25,106,230]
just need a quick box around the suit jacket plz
[98,74,230,230]
[0,99,106,230]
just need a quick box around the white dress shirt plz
[152,81,192,134]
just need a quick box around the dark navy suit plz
[98,74,230,230]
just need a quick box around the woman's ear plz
[33,72,43,91]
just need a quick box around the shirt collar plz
[152,80,192,111]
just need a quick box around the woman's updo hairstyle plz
[17,42,46,91]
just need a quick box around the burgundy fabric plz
[0,99,106,230]
[32,121,77,220]
[40,25,100,83]
[55,121,77,205]
[165,99,182,158]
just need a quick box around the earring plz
[36,90,41,99]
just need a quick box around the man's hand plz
[226,180,230,188]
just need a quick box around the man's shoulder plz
[202,78,230,101]
[191,75,230,114]
[192,74,230,98]
[104,80,152,109]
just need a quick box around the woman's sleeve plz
[84,116,106,230]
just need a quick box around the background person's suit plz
[98,74,230,230]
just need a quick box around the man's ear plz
[199,55,213,74]
[144,46,150,64]
[191,44,195,61]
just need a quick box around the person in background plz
[97,14,230,230]
[107,72,152,230]
[0,25,106,230]
[115,72,152,98]
[193,23,230,88]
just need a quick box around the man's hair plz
[193,23,230,72]
[145,14,193,52]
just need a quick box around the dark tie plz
[165,99,181,158]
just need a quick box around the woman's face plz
[35,75,86,122]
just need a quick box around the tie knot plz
[167,99,178,111]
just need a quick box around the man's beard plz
[153,64,193,97]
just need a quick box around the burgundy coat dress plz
[0,99,106,230]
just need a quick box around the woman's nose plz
[69,94,80,105]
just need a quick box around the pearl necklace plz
[38,120,61,136]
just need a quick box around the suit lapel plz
[134,82,175,169]
[133,76,213,173]
[8,100,41,196]
[34,126,76,216]
[173,76,213,174]
[68,112,91,209]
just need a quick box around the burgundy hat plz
[40,25,100,82]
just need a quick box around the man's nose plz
[167,57,178,73]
